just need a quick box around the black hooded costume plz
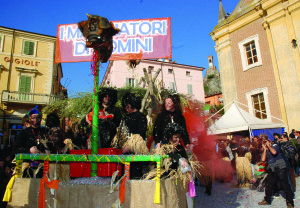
[88,88,122,148]
[121,92,147,179]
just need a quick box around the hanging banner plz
[55,17,172,63]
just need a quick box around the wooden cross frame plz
[140,67,162,113]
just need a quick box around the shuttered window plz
[19,76,31,101]
[126,78,135,87]
[169,82,175,92]
[187,84,193,95]
[23,40,35,55]
[0,35,3,52]
[19,76,31,92]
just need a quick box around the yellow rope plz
[154,161,161,204]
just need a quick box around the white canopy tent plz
[207,101,285,135]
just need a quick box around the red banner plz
[55,17,172,63]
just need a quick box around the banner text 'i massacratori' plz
[55,17,172,63]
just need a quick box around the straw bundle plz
[22,162,30,173]
[123,134,149,155]
[62,138,80,153]
[143,167,169,180]
[176,168,190,188]
[40,138,48,150]
[189,155,205,180]
[21,162,31,177]
[21,162,44,178]
[111,121,129,149]
[34,163,44,178]
[151,143,177,156]
[245,152,252,162]
[235,156,252,186]
[111,125,128,148]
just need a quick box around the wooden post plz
[140,68,161,112]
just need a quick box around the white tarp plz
[208,102,285,135]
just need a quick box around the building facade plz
[0,26,63,145]
[102,59,205,102]
[210,0,300,131]
[205,93,223,106]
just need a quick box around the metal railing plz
[1,91,59,105]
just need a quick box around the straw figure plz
[235,138,252,187]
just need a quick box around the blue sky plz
[1,0,239,95]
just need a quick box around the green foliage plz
[44,87,149,119]
[204,86,209,95]
[207,74,215,79]
[43,92,93,121]
[209,104,224,115]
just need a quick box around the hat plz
[98,87,118,106]
[122,92,141,110]
[163,123,184,140]
[27,105,42,118]
[45,113,60,129]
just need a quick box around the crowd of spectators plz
[0,110,90,207]
[216,130,300,208]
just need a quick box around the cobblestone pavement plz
[194,177,300,208]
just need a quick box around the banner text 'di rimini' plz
[55,17,172,63]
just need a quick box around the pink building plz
[102,59,205,102]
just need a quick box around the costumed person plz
[153,94,190,151]
[148,122,200,205]
[114,92,148,179]
[62,117,74,146]
[85,87,122,148]
[12,106,49,178]
[45,113,65,154]
[215,140,233,183]
[258,136,294,208]
[22,114,31,128]
[45,113,73,182]
[235,138,252,187]
[161,123,190,173]
[230,138,238,171]
[13,106,49,155]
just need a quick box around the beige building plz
[0,26,63,145]
[210,0,300,131]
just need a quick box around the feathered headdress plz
[27,105,42,118]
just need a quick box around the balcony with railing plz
[1,91,59,105]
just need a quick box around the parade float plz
[3,15,204,208]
